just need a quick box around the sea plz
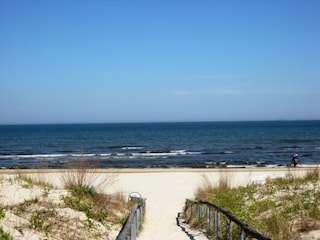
[0,121,319,169]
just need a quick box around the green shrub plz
[0,206,11,240]
[63,189,109,223]
[0,207,5,220]
[0,228,12,240]
[70,185,97,199]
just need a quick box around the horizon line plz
[1,119,319,126]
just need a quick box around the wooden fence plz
[116,197,146,240]
[185,199,271,240]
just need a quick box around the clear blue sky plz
[1,1,319,124]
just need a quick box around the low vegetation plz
[61,159,117,191]
[190,168,320,240]
[0,160,129,240]
[0,206,11,240]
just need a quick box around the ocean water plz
[0,121,319,169]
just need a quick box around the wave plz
[279,139,314,143]
[240,146,265,150]
[121,146,144,150]
[0,154,68,159]
[108,145,144,150]
[279,147,305,151]
[132,150,201,157]
[220,151,233,154]
[0,149,202,160]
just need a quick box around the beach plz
[1,167,316,239]
[107,168,308,239]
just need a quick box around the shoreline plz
[0,166,315,174]
[1,164,318,170]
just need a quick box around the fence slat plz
[226,219,232,240]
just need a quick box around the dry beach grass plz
[0,166,128,240]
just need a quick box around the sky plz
[0,1,319,124]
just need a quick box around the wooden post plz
[207,207,212,233]
[226,218,232,240]
[213,210,222,238]
[199,205,204,220]
[240,229,247,240]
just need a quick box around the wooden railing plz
[185,199,271,240]
[116,197,146,240]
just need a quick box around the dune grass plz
[0,160,128,240]
[192,168,320,240]
[0,206,11,240]
[61,159,117,191]
[60,159,128,226]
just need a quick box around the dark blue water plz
[0,121,319,169]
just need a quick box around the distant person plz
[292,154,299,167]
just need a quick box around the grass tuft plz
[61,159,117,192]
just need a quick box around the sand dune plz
[0,168,314,239]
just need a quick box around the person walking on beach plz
[292,154,299,167]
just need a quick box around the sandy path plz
[110,172,200,240]
[107,168,304,240]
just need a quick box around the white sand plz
[0,168,315,239]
